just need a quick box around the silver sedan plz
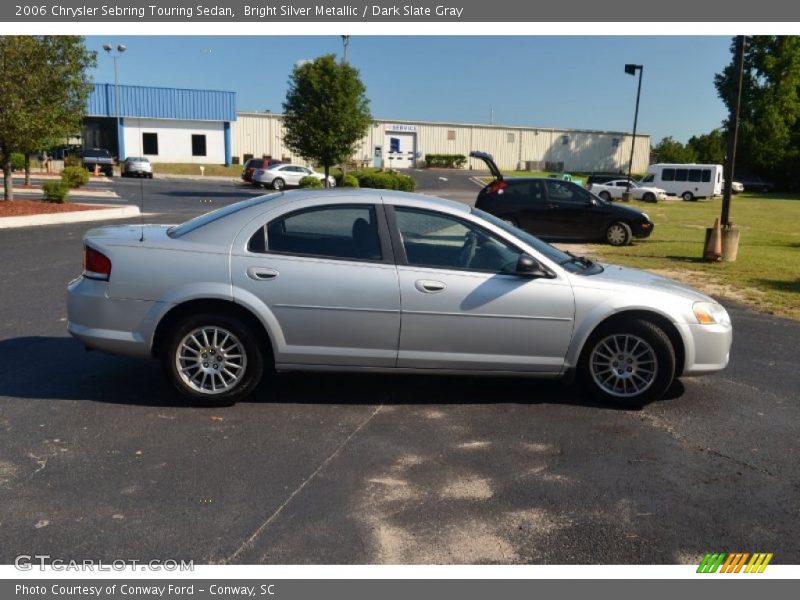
[67,189,732,407]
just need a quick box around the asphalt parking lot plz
[0,174,798,564]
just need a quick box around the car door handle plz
[415,279,446,293]
[247,267,279,281]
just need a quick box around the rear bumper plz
[681,322,733,376]
[66,277,170,358]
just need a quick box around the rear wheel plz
[682,191,695,202]
[599,191,612,201]
[162,313,264,406]
[272,178,285,191]
[642,192,656,203]
[580,318,676,408]
[501,216,519,228]
[605,221,632,246]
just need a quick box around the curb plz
[153,173,240,183]
[0,205,140,229]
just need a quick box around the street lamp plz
[341,35,350,63]
[103,43,126,161]
[623,63,643,202]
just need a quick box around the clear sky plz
[86,36,733,143]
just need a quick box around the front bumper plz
[67,277,169,358]
[633,221,654,239]
[681,322,733,376]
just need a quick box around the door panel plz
[231,204,400,367]
[397,267,574,371]
[391,206,574,372]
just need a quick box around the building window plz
[447,130,456,141]
[507,132,515,143]
[191,134,207,157]
[612,138,620,147]
[561,135,569,145]
[142,133,158,155]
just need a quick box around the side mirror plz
[515,254,553,278]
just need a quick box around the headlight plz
[693,301,730,325]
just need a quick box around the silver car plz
[252,163,336,190]
[122,156,153,178]
[67,189,732,407]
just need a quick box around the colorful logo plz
[697,552,773,573]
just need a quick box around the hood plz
[607,202,650,220]
[578,263,715,303]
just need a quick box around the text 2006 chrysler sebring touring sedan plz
[67,189,732,407]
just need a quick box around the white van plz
[643,163,723,201]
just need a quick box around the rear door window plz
[661,169,675,182]
[253,205,383,262]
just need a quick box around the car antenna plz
[138,169,145,242]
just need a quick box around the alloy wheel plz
[589,334,657,398]
[175,326,247,395]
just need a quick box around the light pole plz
[103,43,126,161]
[623,63,643,202]
[341,35,350,63]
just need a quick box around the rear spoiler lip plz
[469,150,503,182]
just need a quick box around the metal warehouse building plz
[231,113,651,173]
[83,84,236,164]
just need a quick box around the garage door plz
[384,132,416,169]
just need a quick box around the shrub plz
[10,153,25,171]
[64,154,81,168]
[299,176,323,188]
[42,181,69,203]
[341,174,359,188]
[353,170,416,192]
[424,154,467,169]
[61,166,90,189]
[395,174,416,192]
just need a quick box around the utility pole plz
[103,43,126,161]
[623,63,643,202]
[722,36,746,228]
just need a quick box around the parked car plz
[470,151,654,246]
[589,179,666,203]
[252,163,336,190]
[81,148,115,177]
[67,189,732,408]
[241,158,285,183]
[121,156,153,178]
[586,173,627,188]
[735,174,775,193]
[730,181,744,194]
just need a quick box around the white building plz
[231,113,651,173]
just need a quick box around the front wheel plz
[580,318,676,407]
[162,314,264,406]
[682,191,695,202]
[642,192,656,203]
[271,178,285,191]
[605,221,632,246]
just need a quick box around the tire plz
[579,317,676,408]
[642,192,656,203]
[501,216,519,228]
[682,191,695,202]
[147,173,153,179]
[763,186,770,193]
[599,191,612,201]
[161,313,264,407]
[271,178,285,191]
[605,221,632,246]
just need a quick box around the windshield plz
[167,195,276,238]
[641,174,654,183]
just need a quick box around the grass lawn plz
[151,163,243,177]
[586,194,800,319]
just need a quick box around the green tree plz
[0,36,95,200]
[653,136,697,163]
[688,129,727,164]
[282,54,372,186]
[715,36,800,188]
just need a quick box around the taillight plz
[487,180,508,194]
[83,246,112,281]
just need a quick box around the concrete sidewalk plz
[0,204,140,229]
